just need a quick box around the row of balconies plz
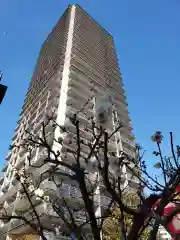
[71,46,119,82]
[121,136,136,149]
[68,87,91,106]
[32,33,66,77]
[67,84,92,104]
[65,110,132,145]
[0,176,112,218]
[65,106,93,131]
[0,162,138,230]
[8,123,134,188]
[73,20,115,52]
[72,37,116,70]
[64,115,93,141]
[5,151,12,161]
[71,53,108,82]
[70,67,126,112]
[69,68,103,95]
[72,36,119,72]
[50,8,69,37]
[73,45,107,71]
[69,68,94,88]
[44,9,69,42]
[60,123,136,171]
[27,63,61,101]
[40,179,113,211]
[70,57,125,100]
[66,99,94,121]
[70,61,107,91]
[74,21,104,44]
[27,94,59,129]
[22,58,64,114]
[74,20,105,42]
[71,53,108,83]
[69,71,123,104]
[6,202,59,233]
[14,93,59,143]
[74,9,107,38]
[24,78,61,119]
[122,147,136,159]
[73,35,107,60]
[73,21,113,48]
[71,48,125,98]
[65,93,134,143]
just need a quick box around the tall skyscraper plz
[0,5,137,239]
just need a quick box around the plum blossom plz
[55,227,60,236]
[28,184,35,192]
[19,167,25,176]
[20,176,26,183]
[0,220,4,228]
[43,195,50,202]
[151,131,163,143]
[34,188,44,200]
[12,165,18,174]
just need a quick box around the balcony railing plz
[15,156,26,169]
[13,192,33,213]
[123,147,136,158]
[4,201,15,215]
[5,151,12,161]
[1,183,8,193]
[19,146,27,157]
[121,136,135,148]
[94,195,111,208]
[58,183,82,199]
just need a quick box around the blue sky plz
[0,0,180,173]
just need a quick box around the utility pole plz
[0,71,7,104]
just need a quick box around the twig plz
[170,132,179,168]
[157,143,167,186]
[102,131,137,216]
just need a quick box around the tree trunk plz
[128,195,159,240]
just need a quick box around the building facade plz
[0,5,137,239]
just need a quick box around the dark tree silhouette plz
[1,103,180,240]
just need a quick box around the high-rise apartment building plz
[0,5,137,240]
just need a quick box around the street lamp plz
[0,71,7,104]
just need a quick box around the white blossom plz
[19,167,25,176]
[34,188,44,197]
[44,195,50,202]
[12,165,18,174]
[0,220,4,228]
[55,227,60,236]
[43,202,48,211]
[151,131,163,143]
[20,177,26,183]
[28,185,35,192]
